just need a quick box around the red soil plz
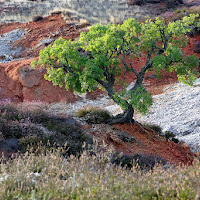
[114,123,194,165]
[0,13,199,165]
[86,122,194,166]
[0,14,83,59]
[0,14,84,103]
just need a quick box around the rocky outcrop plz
[0,58,80,103]
[0,0,160,25]
[135,79,200,153]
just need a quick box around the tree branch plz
[140,39,157,75]
[122,50,139,78]
[95,78,107,88]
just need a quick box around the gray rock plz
[0,29,26,63]
[135,79,200,152]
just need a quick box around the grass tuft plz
[0,147,199,199]
[76,107,111,124]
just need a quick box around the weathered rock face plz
[135,79,200,153]
[0,58,80,103]
[0,0,164,25]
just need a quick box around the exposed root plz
[106,105,134,125]
[132,120,152,139]
[129,121,143,144]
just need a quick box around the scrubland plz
[0,101,199,199]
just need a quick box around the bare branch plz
[122,49,140,78]
[53,59,75,74]
[95,78,107,88]
[122,50,131,72]
[140,39,157,75]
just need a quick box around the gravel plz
[135,79,200,153]
[0,29,27,63]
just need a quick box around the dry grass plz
[0,146,199,199]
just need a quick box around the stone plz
[19,66,41,88]
[179,141,190,150]
[79,19,90,26]
[0,58,80,103]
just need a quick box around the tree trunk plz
[95,78,134,125]
[106,105,134,125]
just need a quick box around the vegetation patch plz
[111,152,167,170]
[143,124,179,143]
[77,107,111,124]
[0,147,199,199]
[32,15,44,22]
[165,131,179,143]
[143,124,162,134]
[0,101,93,156]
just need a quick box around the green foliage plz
[170,7,200,27]
[33,14,200,116]
[128,87,153,115]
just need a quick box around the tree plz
[33,14,200,124]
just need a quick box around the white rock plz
[135,79,200,152]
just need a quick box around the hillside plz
[0,0,200,199]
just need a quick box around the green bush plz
[165,131,179,143]
[143,124,162,134]
[77,107,111,124]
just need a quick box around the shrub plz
[169,6,200,22]
[143,124,162,133]
[0,101,93,156]
[19,135,43,152]
[111,152,167,170]
[32,15,43,22]
[165,131,179,143]
[77,107,111,124]
[1,121,42,139]
[165,0,182,9]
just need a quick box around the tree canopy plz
[33,14,200,124]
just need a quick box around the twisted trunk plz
[95,65,135,124]
[106,104,134,125]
